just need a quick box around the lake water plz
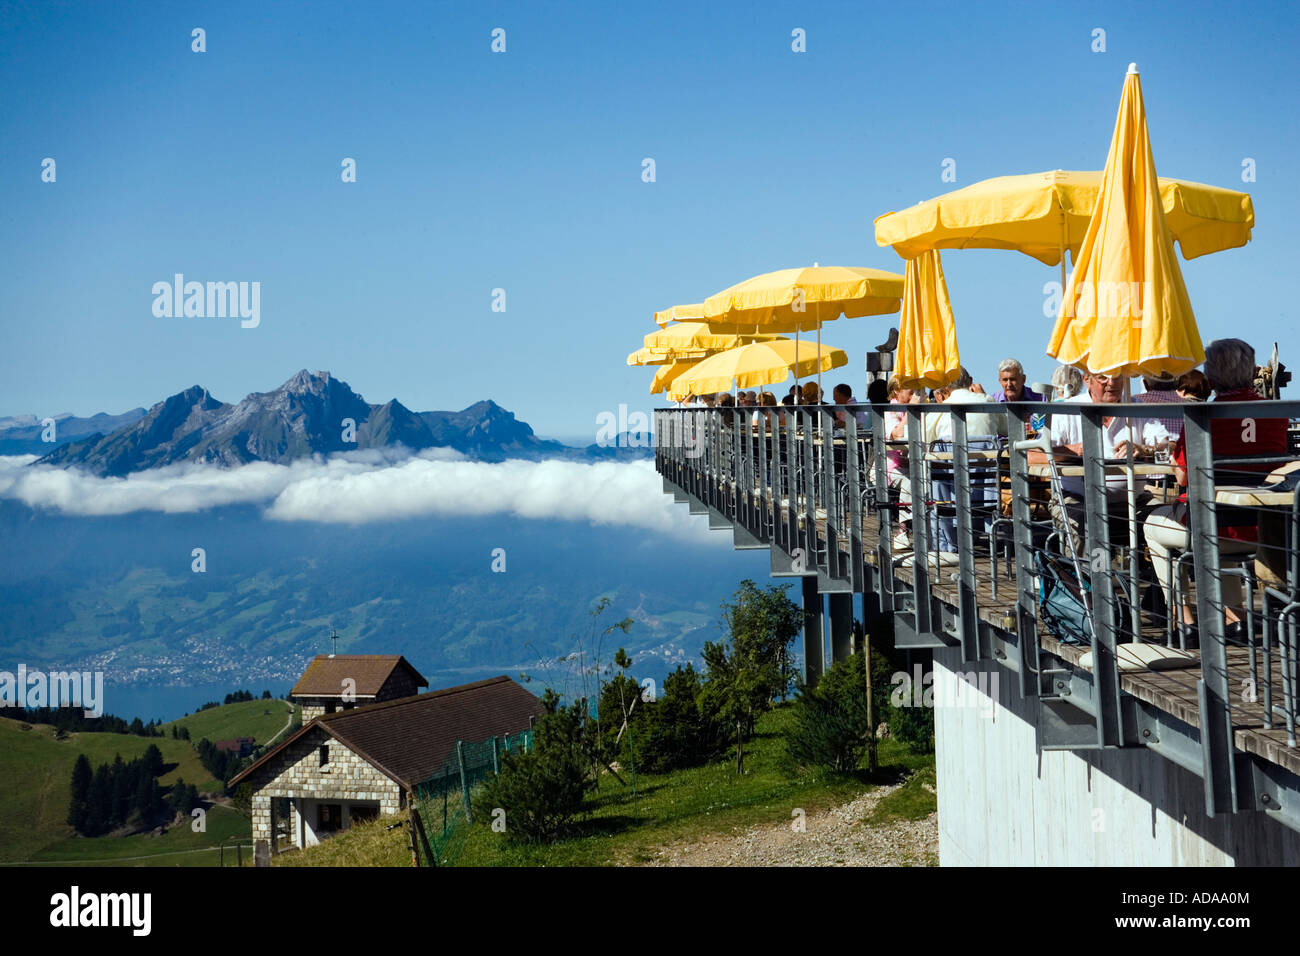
[100,682,294,724]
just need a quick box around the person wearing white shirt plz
[1036,372,1163,554]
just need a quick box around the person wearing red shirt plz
[1144,339,1288,640]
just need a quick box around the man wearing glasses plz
[1029,371,1173,555]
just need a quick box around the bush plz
[785,652,872,773]
[473,698,589,843]
[638,664,725,773]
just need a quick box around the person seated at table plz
[801,382,827,406]
[1132,372,1187,446]
[1051,364,1085,402]
[1029,371,1164,555]
[992,359,1045,403]
[832,383,869,431]
[753,391,779,431]
[924,367,1007,443]
[921,368,1006,550]
[885,378,922,551]
[1143,340,1288,643]
[1177,368,1212,402]
[716,392,736,428]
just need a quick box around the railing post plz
[845,412,864,591]
[907,406,932,634]
[953,407,980,661]
[820,408,841,582]
[802,408,818,573]
[1009,403,1040,698]
[1184,402,1237,816]
[1080,407,1123,748]
[872,403,896,606]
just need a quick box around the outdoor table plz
[1028,462,1176,479]
[1214,482,1297,591]
[923,449,1004,461]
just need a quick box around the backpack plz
[1036,550,1092,645]
[1035,550,1133,646]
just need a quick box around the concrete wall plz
[248,726,403,846]
[932,648,1300,866]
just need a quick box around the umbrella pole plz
[1124,377,1141,643]
[1059,210,1069,310]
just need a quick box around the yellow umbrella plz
[702,265,904,327]
[627,346,707,367]
[654,303,706,328]
[643,322,780,355]
[874,169,1253,269]
[1047,64,1204,378]
[653,301,825,334]
[650,359,702,396]
[668,339,847,402]
[895,251,962,390]
[1046,64,1204,638]
[703,264,904,400]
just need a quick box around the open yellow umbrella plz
[654,303,706,327]
[628,346,708,367]
[667,339,847,402]
[875,170,1252,265]
[702,266,904,327]
[650,359,703,396]
[895,251,962,391]
[642,322,780,356]
[703,265,903,400]
[1047,65,1203,377]
[653,301,824,333]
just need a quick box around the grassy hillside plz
[26,804,250,867]
[0,716,226,863]
[274,703,936,867]
[165,697,297,746]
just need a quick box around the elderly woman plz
[1050,364,1085,402]
[1143,339,1288,643]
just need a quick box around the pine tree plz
[67,755,92,832]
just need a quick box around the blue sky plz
[2,0,1296,439]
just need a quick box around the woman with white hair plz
[1142,338,1288,644]
[1050,364,1084,402]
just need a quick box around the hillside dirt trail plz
[640,780,939,867]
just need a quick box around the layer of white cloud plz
[0,452,721,543]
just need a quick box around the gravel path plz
[643,781,939,867]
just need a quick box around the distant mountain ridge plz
[21,370,644,476]
[0,408,147,455]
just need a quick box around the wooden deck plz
[731,480,1300,778]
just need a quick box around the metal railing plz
[655,398,1300,819]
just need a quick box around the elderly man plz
[1029,371,1167,556]
[992,359,1045,404]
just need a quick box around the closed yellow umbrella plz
[668,339,847,402]
[1047,64,1203,377]
[1047,64,1204,636]
[875,170,1253,268]
[895,251,962,391]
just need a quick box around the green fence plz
[410,729,532,866]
